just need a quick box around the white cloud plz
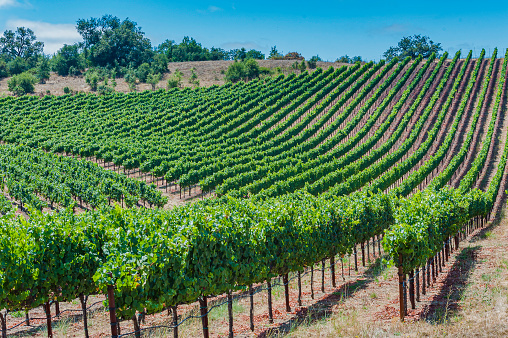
[197,5,223,13]
[208,5,222,12]
[6,19,82,54]
[0,0,17,7]
[0,0,30,8]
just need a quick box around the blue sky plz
[1,0,507,61]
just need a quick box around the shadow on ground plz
[257,256,389,337]
[420,245,480,324]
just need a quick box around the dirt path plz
[475,60,508,192]
[450,59,502,188]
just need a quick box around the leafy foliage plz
[35,56,50,84]
[269,46,283,59]
[52,44,85,76]
[77,15,153,68]
[225,58,262,82]
[383,34,442,60]
[0,27,43,66]
[7,71,37,95]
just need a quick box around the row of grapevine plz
[429,48,499,190]
[171,63,370,187]
[2,50,508,335]
[242,54,436,198]
[0,144,167,210]
[212,58,405,195]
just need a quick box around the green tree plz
[77,15,153,68]
[52,44,84,76]
[210,47,229,60]
[383,35,442,60]
[0,27,44,67]
[151,53,168,74]
[245,49,265,60]
[230,48,247,61]
[0,58,7,78]
[170,36,211,62]
[336,55,351,63]
[291,61,299,71]
[298,59,307,73]
[76,14,120,62]
[6,57,30,75]
[147,72,162,90]
[35,56,50,83]
[136,63,151,82]
[7,71,36,95]
[269,46,283,59]
[307,55,321,69]
[157,39,175,60]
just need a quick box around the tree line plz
[0,14,443,95]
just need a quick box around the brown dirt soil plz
[278,212,508,337]
[7,208,508,337]
[0,60,344,96]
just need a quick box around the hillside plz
[0,60,342,96]
[1,49,508,338]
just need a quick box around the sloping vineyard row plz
[0,49,508,336]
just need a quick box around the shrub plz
[189,67,198,83]
[259,67,271,76]
[243,58,260,80]
[298,60,307,73]
[63,87,71,94]
[0,59,8,78]
[167,69,182,89]
[85,70,100,91]
[35,57,51,84]
[307,56,321,69]
[136,63,151,83]
[167,77,180,89]
[225,61,245,82]
[147,73,162,90]
[7,57,30,76]
[124,68,137,92]
[97,84,114,95]
[225,58,262,82]
[8,72,37,95]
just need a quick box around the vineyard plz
[0,48,508,337]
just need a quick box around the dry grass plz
[280,211,508,338]
[0,60,343,96]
